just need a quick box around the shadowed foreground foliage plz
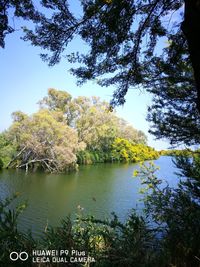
[1,194,158,267]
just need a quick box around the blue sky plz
[0,14,170,150]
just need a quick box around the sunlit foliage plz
[2,89,151,172]
[111,138,159,163]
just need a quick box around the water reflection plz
[0,157,177,235]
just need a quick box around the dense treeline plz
[160,149,199,157]
[0,89,157,172]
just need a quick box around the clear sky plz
[0,15,170,150]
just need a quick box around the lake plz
[0,156,179,236]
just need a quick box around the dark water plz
[0,156,178,236]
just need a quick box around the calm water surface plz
[0,156,178,235]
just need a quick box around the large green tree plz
[39,89,147,151]
[1,0,200,113]
[7,109,81,172]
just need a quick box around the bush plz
[136,159,200,267]
[0,195,158,267]
[111,138,159,163]
[0,194,34,267]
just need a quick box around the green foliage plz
[0,160,199,267]
[0,0,37,48]
[74,96,119,152]
[69,212,157,267]
[111,138,159,163]
[146,34,200,146]
[78,149,114,165]
[1,3,200,267]
[7,109,81,172]
[18,0,200,116]
[116,119,147,145]
[2,1,200,114]
[0,132,17,167]
[19,0,191,108]
[74,96,147,153]
[175,153,200,189]
[0,195,158,267]
[135,159,200,267]
[39,88,72,111]
[161,149,196,157]
[0,194,35,267]
[77,137,157,165]
[3,89,150,172]
[77,150,107,165]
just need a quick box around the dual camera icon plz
[9,251,29,261]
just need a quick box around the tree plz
[39,88,72,113]
[146,34,200,146]
[38,88,76,125]
[136,159,200,267]
[181,0,200,113]
[117,118,147,145]
[7,109,81,172]
[74,96,119,152]
[0,0,40,48]
[1,1,200,112]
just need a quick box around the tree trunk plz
[182,0,200,113]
